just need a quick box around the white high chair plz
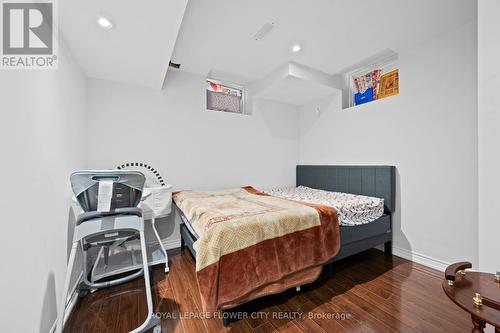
[56,170,161,333]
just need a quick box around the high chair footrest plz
[85,268,144,289]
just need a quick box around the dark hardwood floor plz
[65,249,472,332]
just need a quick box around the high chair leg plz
[151,217,169,273]
[129,229,161,333]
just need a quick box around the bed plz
[175,165,395,322]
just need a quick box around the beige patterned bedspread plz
[173,187,340,311]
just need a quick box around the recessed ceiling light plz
[291,43,301,53]
[97,17,113,29]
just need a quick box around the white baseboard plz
[392,246,450,272]
[48,319,57,333]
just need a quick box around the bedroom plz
[0,0,498,332]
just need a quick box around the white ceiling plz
[249,62,341,106]
[256,75,338,106]
[59,0,187,89]
[172,0,476,81]
[59,0,476,90]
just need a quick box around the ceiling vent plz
[253,22,276,40]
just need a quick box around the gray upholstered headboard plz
[296,165,396,214]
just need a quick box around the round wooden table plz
[442,262,500,333]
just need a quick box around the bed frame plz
[296,165,395,261]
[178,165,395,324]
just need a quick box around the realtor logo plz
[1,0,58,69]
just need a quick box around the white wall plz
[0,44,86,332]
[86,70,300,247]
[298,20,478,268]
[478,0,500,273]
[86,71,299,189]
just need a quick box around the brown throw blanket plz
[173,186,340,312]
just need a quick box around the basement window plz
[206,79,246,114]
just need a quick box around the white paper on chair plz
[97,180,114,212]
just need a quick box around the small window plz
[206,79,245,114]
[346,53,399,108]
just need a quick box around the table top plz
[442,271,500,327]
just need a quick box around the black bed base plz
[333,214,392,261]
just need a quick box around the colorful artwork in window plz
[206,79,244,114]
[351,68,399,106]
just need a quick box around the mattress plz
[264,186,384,226]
